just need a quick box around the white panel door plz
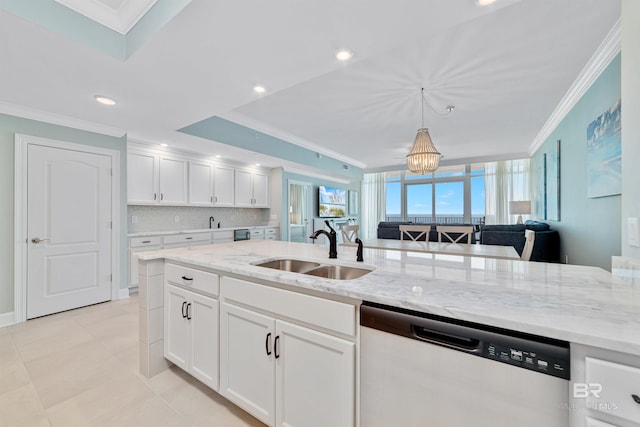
[214,165,234,206]
[188,161,214,206]
[276,320,355,427]
[27,144,112,318]
[220,302,275,426]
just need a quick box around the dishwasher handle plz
[411,325,481,352]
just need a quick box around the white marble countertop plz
[128,225,279,238]
[137,240,640,355]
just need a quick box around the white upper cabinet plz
[188,160,214,206]
[159,156,188,205]
[214,165,235,206]
[127,145,269,207]
[235,169,269,208]
[127,151,159,204]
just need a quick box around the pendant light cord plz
[421,88,425,128]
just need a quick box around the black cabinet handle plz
[160,193,164,200]
[142,240,151,244]
[153,193,157,200]
[185,237,192,240]
[633,394,640,404]
[186,303,192,320]
[181,301,187,318]
[274,335,280,359]
[265,333,272,356]
[181,275,193,281]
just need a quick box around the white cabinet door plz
[253,172,269,207]
[164,284,190,371]
[189,292,219,390]
[128,151,158,204]
[214,165,235,206]
[189,161,214,206]
[275,320,355,427]
[164,284,219,391]
[234,169,253,207]
[159,156,188,204]
[220,302,275,426]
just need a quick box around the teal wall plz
[531,54,621,270]
[281,170,361,241]
[0,114,127,315]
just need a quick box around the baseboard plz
[118,288,130,299]
[0,311,15,328]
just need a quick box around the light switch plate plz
[628,217,640,247]
[131,215,138,224]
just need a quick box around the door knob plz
[31,237,50,243]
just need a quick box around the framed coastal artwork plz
[546,140,560,221]
[587,99,621,198]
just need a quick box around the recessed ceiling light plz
[160,143,168,147]
[94,95,116,106]
[255,163,261,166]
[253,85,266,94]
[215,155,222,158]
[477,0,497,5]
[336,49,353,61]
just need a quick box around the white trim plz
[118,288,130,299]
[283,165,351,184]
[529,18,621,155]
[0,101,126,138]
[0,311,15,328]
[14,134,122,323]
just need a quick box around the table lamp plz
[509,201,531,224]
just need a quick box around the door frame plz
[287,179,313,243]
[14,133,121,323]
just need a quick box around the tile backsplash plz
[128,206,271,233]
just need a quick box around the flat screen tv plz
[318,185,347,218]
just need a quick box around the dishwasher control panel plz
[486,342,569,379]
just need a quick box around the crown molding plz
[529,18,621,155]
[0,101,126,138]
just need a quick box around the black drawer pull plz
[185,237,192,240]
[186,303,191,320]
[181,275,193,281]
[181,301,187,318]
[633,394,640,404]
[142,240,151,244]
[274,335,280,359]
[265,333,272,356]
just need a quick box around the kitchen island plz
[137,240,640,427]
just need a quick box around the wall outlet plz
[174,215,180,223]
[131,215,138,224]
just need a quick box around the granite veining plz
[137,240,640,355]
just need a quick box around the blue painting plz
[587,99,621,198]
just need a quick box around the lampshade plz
[406,128,441,173]
[509,200,531,224]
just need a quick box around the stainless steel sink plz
[255,259,321,273]
[303,265,372,280]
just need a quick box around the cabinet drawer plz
[265,235,276,241]
[163,232,211,245]
[165,263,219,297]
[264,227,277,236]
[221,276,356,337]
[250,228,264,237]
[130,236,162,248]
[585,357,640,424]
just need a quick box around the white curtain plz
[484,159,530,224]
[361,172,386,239]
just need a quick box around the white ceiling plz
[54,0,158,34]
[0,0,621,172]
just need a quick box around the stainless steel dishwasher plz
[360,302,571,427]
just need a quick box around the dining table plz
[342,238,520,260]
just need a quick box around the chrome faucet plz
[209,216,215,229]
[355,238,364,262]
[310,220,337,259]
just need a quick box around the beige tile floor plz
[0,296,266,427]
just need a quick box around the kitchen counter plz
[128,225,276,238]
[137,240,640,355]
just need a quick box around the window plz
[384,164,485,224]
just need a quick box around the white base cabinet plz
[164,271,219,390]
[220,276,356,427]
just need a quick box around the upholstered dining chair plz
[399,225,431,242]
[521,229,536,261]
[436,225,473,245]
[340,225,360,245]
